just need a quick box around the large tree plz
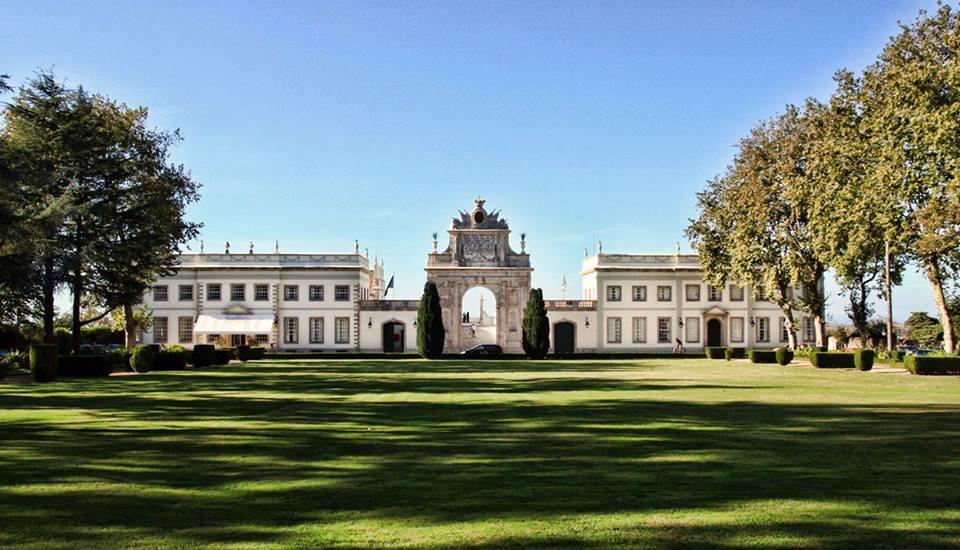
[861,5,960,353]
[1,72,200,350]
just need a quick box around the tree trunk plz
[124,303,136,349]
[925,259,955,354]
[71,222,83,354]
[42,255,55,343]
[814,315,826,349]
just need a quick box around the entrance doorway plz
[382,322,405,353]
[554,321,576,353]
[707,319,722,347]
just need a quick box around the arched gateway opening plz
[425,198,532,353]
[461,287,497,348]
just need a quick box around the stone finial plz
[676,242,681,255]
[224,241,230,254]
[200,241,205,254]
[598,241,603,253]
[354,240,360,254]
[365,248,369,259]
[584,248,588,258]
[274,240,279,254]
[520,232,526,253]
[249,241,254,254]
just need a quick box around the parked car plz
[462,344,503,355]
[78,344,109,354]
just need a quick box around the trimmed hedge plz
[904,355,960,375]
[249,346,266,360]
[30,344,58,382]
[727,347,747,360]
[775,348,794,366]
[192,345,216,367]
[58,354,114,377]
[810,352,855,369]
[886,350,906,363]
[154,351,188,371]
[130,345,156,373]
[854,349,874,371]
[214,349,232,365]
[236,345,254,362]
[705,347,726,360]
[749,350,777,364]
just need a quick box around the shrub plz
[58,354,114,377]
[29,344,58,382]
[214,349,232,365]
[236,345,252,362]
[854,349,875,371]
[130,345,156,373]
[192,344,216,367]
[249,346,266,360]
[727,347,746,359]
[521,288,550,359]
[724,348,733,361]
[705,347,726,360]
[110,348,133,371]
[417,281,445,358]
[810,352,855,368]
[775,347,794,366]
[904,355,960,375]
[154,351,188,371]
[748,350,777,364]
[886,350,906,363]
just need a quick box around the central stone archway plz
[426,198,532,353]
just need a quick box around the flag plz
[383,274,395,298]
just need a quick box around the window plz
[254,284,269,301]
[757,317,769,342]
[780,317,789,342]
[153,285,168,301]
[632,317,646,343]
[309,285,324,301]
[657,286,672,302]
[730,285,744,301]
[708,285,722,301]
[284,285,299,301]
[606,286,622,302]
[632,285,647,302]
[178,317,193,344]
[685,284,700,302]
[730,317,744,343]
[231,283,245,301]
[335,285,350,301]
[284,317,298,344]
[207,283,221,301]
[803,317,815,342]
[657,317,672,343]
[309,317,324,343]
[179,285,194,301]
[255,334,269,344]
[685,317,699,342]
[606,317,622,344]
[153,317,168,343]
[335,317,350,343]
[207,334,220,344]
[756,287,767,301]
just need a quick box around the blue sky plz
[1,0,943,322]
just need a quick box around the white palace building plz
[140,199,819,354]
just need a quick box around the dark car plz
[462,344,503,355]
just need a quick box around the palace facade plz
[140,199,819,353]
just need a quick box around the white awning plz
[193,314,274,334]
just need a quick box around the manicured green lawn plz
[1,358,959,548]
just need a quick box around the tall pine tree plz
[522,288,549,359]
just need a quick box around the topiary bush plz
[29,344,58,382]
[154,351,188,371]
[727,347,746,359]
[58,354,114,377]
[192,344,216,367]
[810,352,855,368]
[214,349,232,365]
[748,350,777,364]
[236,345,252,362]
[110,348,133,371]
[705,347,726,360]
[775,347,794,366]
[130,344,156,373]
[904,355,960,375]
[248,346,266,360]
[854,349,875,371]
[724,348,733,361]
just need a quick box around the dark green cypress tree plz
[522,288,550,359]
[416,281,445,358]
